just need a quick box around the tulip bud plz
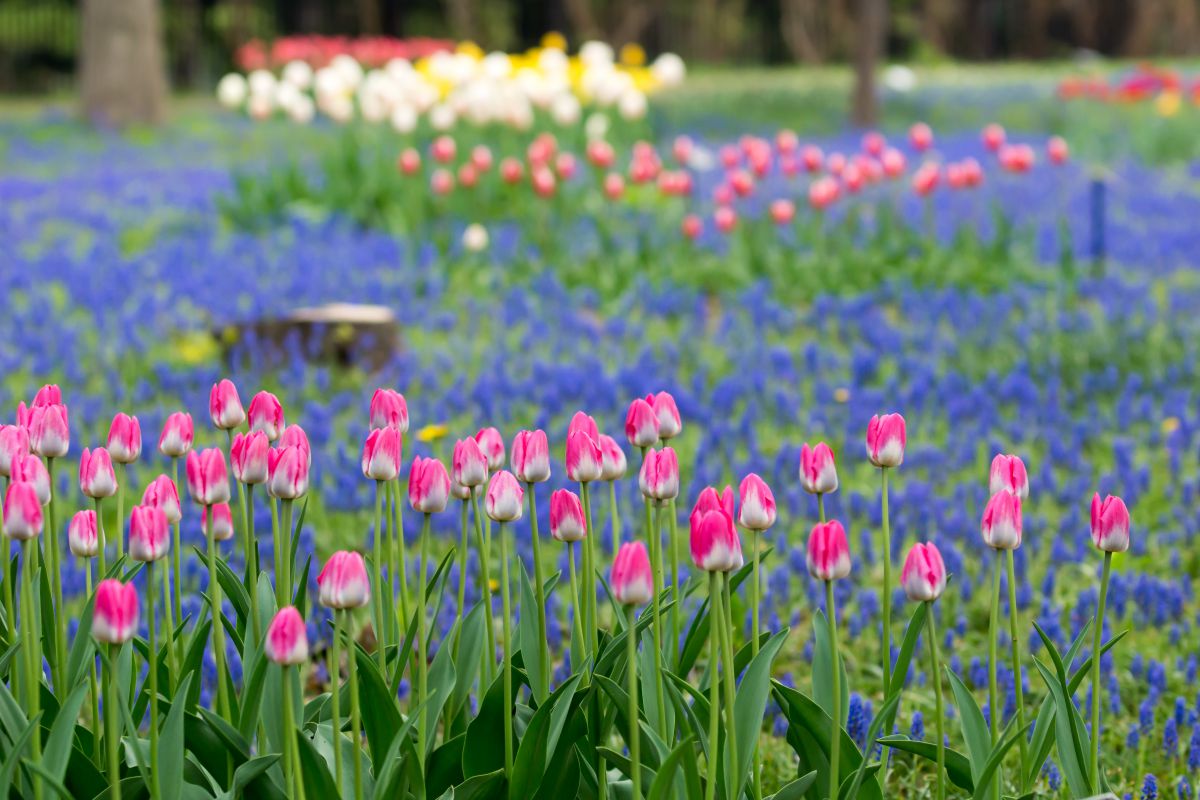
[485,471,524,522]
[799,442,838,495]
[317,550,371,609]
[982,123,1006,152]
[611,541,654,606]
[909,122,933,152]
[453,438,489,488]
[989,454,1029,499]
[205,503,236,542]
[186,448,231,505]
[129,504,170,561]
[549,489,587,542]
[689,501,740,572]
[267,446,309,500]
[362,428,402,482]
[567,411,600,443]
[638,447,679,502]
[866,413,907,468]
[248,391,285,441]
[370,388,409,432]
[0,425,30,477]
[737,473,776,530]
[650,392,682,440]
[79,447,117,499]
[566,431,604,484]
[474,427,506,471]
[29,403,69,458]
[624,398,660,448]
[231,430,270,484]
[981,491,1022,550]
[598,435,627,481]
[1090,493,1130,553]
[3,482,43,540]
[901,542,946,602]
[265,606,309,665]
[142,474,182,524]
[279,425,311,467]
[511,429,551,483]
[106,413,141,464]
[1047,136,1069,165]
[209,379,246,430]
[12,453,50,504]
[69,510,99,558]
[807,520,851,581]
[92,579,138,644]
[158,412,194,458]
[409,456,451,514]
[32,384,62,407]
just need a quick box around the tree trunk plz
[780,0,824,63]
[80,0,168,127]
[851,0,885,126]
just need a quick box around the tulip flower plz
[69,509,98,558]
[485,470,524,775]
[203,503,234,542]
[209,379,246,430]
[808,520,850,798]
[1047,135,1069,165]
[566,430,604,484]
[798,442,838,507]
[638,447,679,502]
[452,437,489,487]
[29,402,69,459]
[453,435,494,674]
[568,410,600,442]
[866,413,906,468]
[981,490,1022,550]
[267,445,308,500]
[409,455,451,750]
[982,123,1006,151]
[248,391,285,440]
[475,427,506,471]
[0,424,30,477]
[231,430,270,484]
[4,481,43,541]
[409,456,450,515]
[909,122,933,151]
[279,425,311,466]
[738,472,775,670]
[158,412,194,458]
[610,540,652,799]
[598,435,626,482]
[92,579,138,644]
[865,412,906,712]
[78,446,116,500]
[649,392,681,440]
[1089,492,1129,788]
[106,412,141,464]
[904,541,948,800]
[369,388,409,432]
[625,398,660,449]
[485,470,523,522]
[362,427,402,481]
[681,214,702,240]
[512,429,551,483]
[32,384,61,407]
[186,448,231,505]
[317,550,370,792]
[266,606,308,796]
[989,453,1029,499]
[129,504,169,562]
[689,503,739,573]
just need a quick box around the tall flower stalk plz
[485,470,523,776]
[981,486,1022,795]
[611,540,653,800]
[265,607,309,800]
[903,542,948,800]
[1089,492,1130,789]
[93,578,138,800]
[317,549,370,796]
[808,519,851,800]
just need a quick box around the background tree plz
[80,0,169,126]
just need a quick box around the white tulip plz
[216,73,248,109]
[462,224,489,252]
[282,60,314,90]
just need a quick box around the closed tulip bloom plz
[32,384,62,407]
[690,503,740,572]
[209,379,246,430]
[799,442,838,494]
[981,491,1022,550]
[361,427,402,481]
[1090,493,1130,553]
[248,391,285,441]
[203,503,235,542]
[624,398,660,448]
[79,447,117,499]
[901,542,947,601]
[29,403,69,458]
[409,456,451,514]
[69,510,99,558]
[738,473,776,530]
[474,427,506,471]
[279,425,311,466]
[186,448,231,505]
[92,579,138,644]
[231,430,270,484]
[638,447,679,502]
[550,489,587,542]
[369,388,409,433]
[866,413,907,468]
[566,430,604,483]
[807,520,851,581]
[317,550,371,609]
[450,479,471,501]
[4,482,43,540]
[452,438,489,488]
[265,606,309,665]
[106,413,141,464]
[158,412,194,458]
[511,429,551,483]
[567,411,600,444]
[267,446,309,499]
[611,541,654,606]
[0,425,30,477]
[142,474,182,523]
[485,471,524,522]
[129,504,170,561]
[598,434,627,481]
[14,454,51,504]
[650,392,682,439]
[989,454,1029,499]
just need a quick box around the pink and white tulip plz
[981,491,1022,550]
[3,482,43,540]
[1090,493,1130,553]
[475,427,506,471]
[737,473,776,530]
[158,412,194,458]
[186,448,231,505]
[69,510,99,558]
[79,447,117,499]
[989,454,1029,499]
[799,442,838,495]
[901,542,947,601]
[29,402,69,458]
[248,391,285,441]
[624,398,660,448]
[317,550,371,609]
[598,435,627,481]
[0,425,30,477]
[231,430,270,484]
[567,411,600,444]
[106,413,141,464]
[92,579,138,644]
[203,503,235,542]
[638,447,679,502]
[409,456,451,514]
[453,437,489,488]
[566,430,604,483]
[370,388,409,432]
[209,379,246,430]
[265,606,309,665]
[485,471,524,522]
[129,504,170,561]
[690,499,740,572]
[142,474,182,523]
[361,427,402,482]
[611,541,654,606]
[807,520,851,581]
[549,489,587,542]
[267,445,309,500]
[511,429,551,483]
[866,413,907,468]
